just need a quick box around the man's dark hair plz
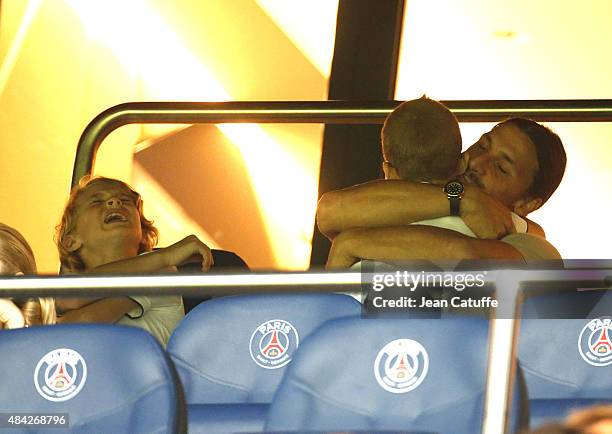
[501,118,566,207]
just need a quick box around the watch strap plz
[449,196,460,216]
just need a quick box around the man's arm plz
[317,180,449,239]
[317,179,520,241]
[326,225,525,269]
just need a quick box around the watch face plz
[445,181,464,196]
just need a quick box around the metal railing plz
[72,99,612,185]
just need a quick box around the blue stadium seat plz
[0,324,186,434]
[519,288,612,427]
[265,316,524,434]
[167,293,362,434]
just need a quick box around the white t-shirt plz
[413,214,527,237]
[118,295,184,347]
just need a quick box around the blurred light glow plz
[132,162,217,249]
[254,0,338,78]
[0,0,42,99]
[65,0,319,269]
[219,124,318,268]
[64,0,227,100]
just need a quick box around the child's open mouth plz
[104,212,128,223]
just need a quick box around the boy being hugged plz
[55,176,212,346]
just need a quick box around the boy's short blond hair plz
[56,176,159,272]
[381,97,462,182]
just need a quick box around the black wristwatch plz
[443,180,464,216]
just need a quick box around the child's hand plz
[0,298,25,329]
[162,235,214,271]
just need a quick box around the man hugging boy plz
[55,176,213,346]
[324,96,530,269]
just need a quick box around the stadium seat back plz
[168,293,361,404]
[519,289,612,426]
[0,324,186,434]
[167,293,361,433]
[265,316,518,434]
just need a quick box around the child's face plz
[70,180,143,252]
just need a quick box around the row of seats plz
[0,289,610,433]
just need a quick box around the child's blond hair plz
[55,176,159,272]
[0,223,56,326]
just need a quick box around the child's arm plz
[87,235,213,274]
[56,298,139,324]
[57,235,211,312]
[317,180,450,239]
[56,298,98,312]
[326,225,526,269]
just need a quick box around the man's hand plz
[161,235,213,271]
[461,186,516,239]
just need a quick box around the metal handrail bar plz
[0,269,609,298]
[72,99,612,185]
[0,272,364,298]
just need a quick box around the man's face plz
[70,180,142,252]
[459,122,539,208]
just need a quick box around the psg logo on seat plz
[249,319,299,369]
[374,339,429,394]
[578,317,612,367]
[34,348,88,402]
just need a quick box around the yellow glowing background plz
[396,0,612,259]
[0,0,610,273]
[0,0,337,272]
